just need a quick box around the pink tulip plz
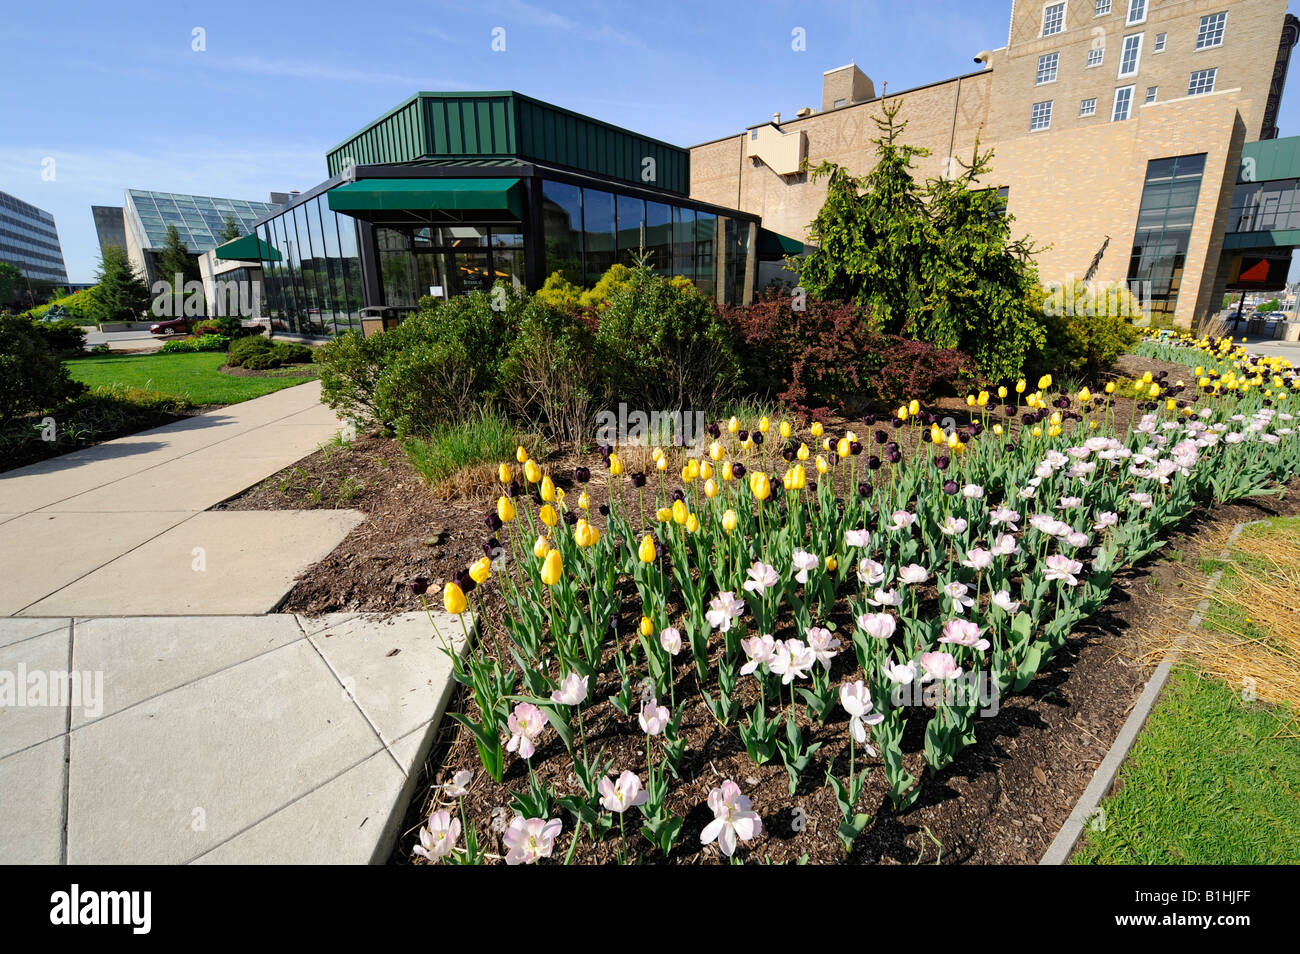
[919,651,962,681]
[700,780,762,857]
[503,816,563,865]
[506,702,547,759]
[939,618,989,651]
[598,771,649,814]
[413,809,460,862]
[639,698,670,735]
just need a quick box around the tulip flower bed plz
[409,344,1300,865]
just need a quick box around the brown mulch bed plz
[217,364,317,379]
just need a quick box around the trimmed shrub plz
[32,318,88,354]
[0,314,84,425]
[594,266,740,412]
[157,334,230,354]
[227,334,272,366]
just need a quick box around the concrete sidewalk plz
[0,380,360,616]
[0,612,467,864]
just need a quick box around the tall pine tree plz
[93,245,151,324]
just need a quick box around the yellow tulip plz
[758,416,770,432]
[782,469,794,491]
[824,555,838,572]
[749,471,771,501]
[1032,425,1043,437]
[947,431,959,449]
[638,534,657,563]
[540,475,556,502]
[443,581,467,615]
[656,456,668,472]
[779,420,792,439]
[993,423,1004,436]
[704,477,719,499]
[977,391,989,407]
[1015,380,1026,394]
[1105,382,1116,394]
[1148,383,1160,398]
[797,442,810,461]
[997,385,1008,399]
[672,499,688,524]
[1037,374,1052,391]
[908,399,920,417]
[608,454,623,477]
[810,421,824,437]
[539,503,557,527]
[651,446,664,462]
[655,507,672,522]
[686,458,700,479]
[700,461,714,480]
[728,416,740,434]
[966,395,976,407]
[896,406,909,422]
[578,491,591,510]
[1077,387,1091,403]
[639,616,654,637]
[722,462,734,481]
[498,463,511,484]
[681,465,694,484]
[685,513,700,534]
[816,455,829,475]
[931,424,944,445]
[1048,424,1062,438]
[1165,398,1176,411]
[515,445,529,464]
[469,557,491,585]
[533,535,551,559]
[541,550,562,585]
[524,459,541,483]
[821,437,832,452]
[709,440,724,461]
[497,496,515,523]
[722,509,738,533]
[836,437,851,458]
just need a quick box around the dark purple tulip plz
[630,472,647,488]
[752,431,764,447]
[407,577,430,596]
[867,455,881,470]
[707,422,721,438]
[732,462,747,479]
[507,479,522,498]
[485,513,503,532]
[858,481,873,497]
[850,441,862,455]
[671,489,685,502]
[563,511,578,525]
[942,479,958,495]
[863,412,877,425]
[874,430,888,445]
[574,466,591,483]
[935,454,950,471]
[599,504,610,516]
[737,429,749,442]
[782,448,796,462]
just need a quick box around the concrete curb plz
[1038,520,1250,865]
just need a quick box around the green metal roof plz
[214,233,282,261]
[326,177,524,217]
[325,92,690,195]
[1239,136,1300,183]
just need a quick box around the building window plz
[1145,85,1158,103]
[1113,85,1135,120]
[1188,68,1218,96]
[833,98,847,108]
[1095,0,1111,14]
[1037,52,1060,84]
[1119,33,1143,77]
[1081,97,1098,116]
[1127,154,1206,318]
[1154,32,1166,52]
[1087,46,1104,67]
[1030,99,1054,130]
[1126,0,1146,25]
[1043,2,1066,37]
[1197,13,1227,49]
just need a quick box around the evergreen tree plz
[0,261,21,309]
[92,245,151,323]
[220,215,242,242]
[159,224,200,285]
[795,99,1045,381]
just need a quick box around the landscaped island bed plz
[229,335,1300,864]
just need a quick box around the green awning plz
[758,228,805,258]
[215,234,281,261]
[327,177,524,218]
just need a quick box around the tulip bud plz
[443,581,467,615]
[639,616,654,637]
[966,395,976,407]
[709,441,724,461]
[540,504,557,527]
[816,455,829,475]
[524,459,541,483]
[656,456,668,472]
[824,555,838,572]
[722,509,738,533]
[779,420,792,438]
[837,437,851,458]
[686,513,700,534]
[992,423,1004,436]
[655,507,672,522]
[700,461,714,480]
[1015,380,1026,394]
[1038,374,1052,390]
[908,399,920,417]
[810,421,824,438]
[672,499,688,524]
[498,463,512,484]
[516,446,529,464]
[704,477,719,499]
[797,442,810,461]
[540,475,556,502]
[977,391,989,407]
[533,535,551,559]
[997,385,1008,398]
[758,416,770,432]
[469,557,491,585]
[722,462,734,481]
[608,454,623,476]
[497,496,515,523]
[638,534,657,563]
[541,550,562,585]
[749,471,771,501]
[728,416,740,434]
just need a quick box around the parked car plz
[149,317,190,336]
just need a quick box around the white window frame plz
[1037,51,1060,84]
[1080,97,1098,116]
[1112,85,1135,121]
[1154,32,1167,52]
[1188,68,1218,96]
[1087,46,1104,67]
[1196,12,1227,51]
[1030,99,1054,131]
[1043,1,1067,38]
[1118,32,1143,78]
[1126,0,1146,26]
[1095,0,1111,15]
[1145,85,1158,103]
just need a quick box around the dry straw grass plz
[1143,522,1300,714]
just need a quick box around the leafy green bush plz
[0,314,85,426]
[594,266,740,412]
[499,300,596,449]
[227,334,272,365]
[1029,282,1141,377]
[31,318,87,354]
[157,334,229,354]
[225,335,312,370]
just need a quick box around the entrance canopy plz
[326,177,524,220]
[214,233,281,261]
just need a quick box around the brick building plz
[690,0,1300,328]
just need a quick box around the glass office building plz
[230,92,780,336]
[123,189,281,285]
[0,190,68,288]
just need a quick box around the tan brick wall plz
[690,0,1289,330]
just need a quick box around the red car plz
[148,317,190,336]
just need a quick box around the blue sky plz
[2,0,1299,283]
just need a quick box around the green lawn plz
[66,351,314,406]
[1073,666,1300,864]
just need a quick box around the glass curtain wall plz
[255,193,363,335]
[1126,154,1206,318]
[616,195,646,266]
[583,189,616,283]
[541,181,583,284]
[646,201,673,275]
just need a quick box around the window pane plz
[541,180,583,284]
[694,211,716,295]
[616,194,645,266]
[582,189,616,284]
[646,201,673,275]
[673,206,695,282]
